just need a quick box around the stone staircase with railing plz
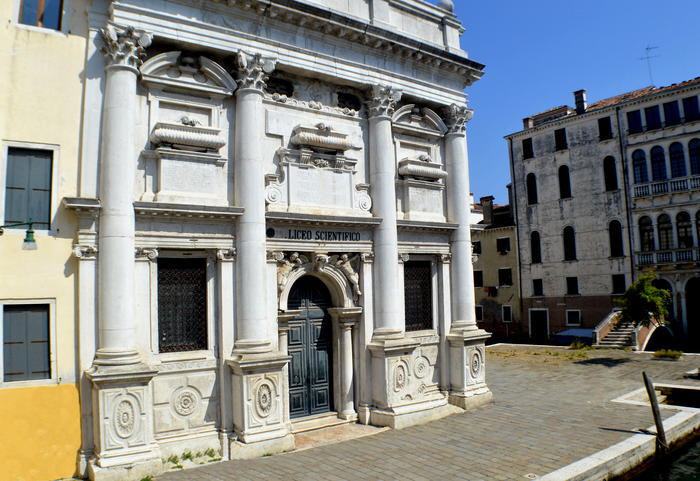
[597,319,636,348]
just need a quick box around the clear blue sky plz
[454,0,700,204]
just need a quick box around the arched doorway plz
[685,278,700,352]
[287,276,334,419]
[652,278,674,322]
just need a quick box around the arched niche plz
[277,254,360,311]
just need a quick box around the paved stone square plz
[160,347,700,481]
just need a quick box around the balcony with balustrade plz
[636,248,699,267]
[633,175,700,198]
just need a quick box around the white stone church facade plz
[65,1,489,479]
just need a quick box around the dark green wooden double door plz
[288,276,334,419]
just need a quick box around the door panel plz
[288,276,333,419]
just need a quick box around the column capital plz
[73,244,98,260]
[361,252,375,264]
[368,84,403,119]
[135,247,158,261]
[439,253,452,264]
[217,248,237,262]
[234,50,277,92]
[442,103,474,135]
[398,253,410,264]
[100,24,152,71]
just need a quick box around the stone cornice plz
[133,202,244,219]
[397,220,458,232]
[163,0,484,83]
[266,212,382,228]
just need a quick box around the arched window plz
[670,142,687,178]
[639,216,654,252]
[558,165,572,199]
[526,173,538,205]
[651,146,667,181]
[609,220,624,257]
[689,139,700,176]
[563,226,577,261]
[604,156,618,191]
[677,212,693,248]
[657,214,673,250]
[633,150,649,184]
[531,232,542,264]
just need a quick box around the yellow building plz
[0,1,86,480]
[472,195,524,341]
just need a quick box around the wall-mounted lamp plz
[0,221,38,251]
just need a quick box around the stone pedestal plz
[226,352,295,459]
[368,337,450,429]
[87,365,162,481]
[447,329,493,410]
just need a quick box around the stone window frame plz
[528,308,549,338]
[565,309,582,327]
[497,267,513,288]
[1,140,61,237]
[0,298,58,388]
[149,250,218,360]
[496,236,511,254]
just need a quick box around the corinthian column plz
[443,104,479,332]
[368,85,403,338]
[443,104,491,411]
[233,51,276,353]
[95,25,152,365]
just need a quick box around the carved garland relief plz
[274,252,362,301]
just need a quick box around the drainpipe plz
[508,137,525,330]
[616,106,637,282]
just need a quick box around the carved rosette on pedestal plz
[447,331,492,410]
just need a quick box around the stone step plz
[291,412,355,434]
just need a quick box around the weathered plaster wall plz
[0,1,87,479]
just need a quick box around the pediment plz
[392,104,447,138]
[140,51,236,97]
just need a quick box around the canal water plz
[633,441,700,480]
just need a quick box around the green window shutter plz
[4,148,52,229]
[3,305,50,382]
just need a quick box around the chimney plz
[480,196,495,225]
[523,117,534,129]
[574,89,587,114]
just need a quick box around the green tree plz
[617,272,670,327]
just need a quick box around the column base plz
[87,362,162,481]
[88,456,163,481]
[227,351,294,452]
[357,404,372,425]
[448,328,492,412]
[370,398,460,429]
[368,336,451,429]
[229,433,295,460]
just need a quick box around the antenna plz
[638,45,659,86]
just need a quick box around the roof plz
[588,76,700,111]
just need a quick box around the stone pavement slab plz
[159,347,700,481]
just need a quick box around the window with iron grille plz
[158,257,208,352]
[403,261,433,331]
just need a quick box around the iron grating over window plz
[404,261,433,331]
[158,257,208,353]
